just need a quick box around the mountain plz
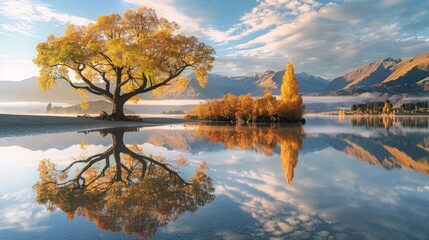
[0,71,328,102]
[325,58,402,91]
[324,51,429,95]
[250,71,330,96]
[147,71,329,99]
[383,51,429,85]
[3,51,429,102]
[146,74,256,99]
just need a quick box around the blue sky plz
[0,0,428,81]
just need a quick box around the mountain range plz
[151,70,330,99]
[0,51,428,102]
[324,51,429,95]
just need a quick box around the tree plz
[278,60,304,121]
[382,100,392,114]
[220,93,238,120]
[280,60,299,102]
[373,102,380,114]
[34,8,215,120]
[235,94,253,122]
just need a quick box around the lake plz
[0,116,428,239]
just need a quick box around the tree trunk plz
[111,100,126,120]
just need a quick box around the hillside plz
[325,58,401,91]
[383,51,429,85]
[324,51,429,95]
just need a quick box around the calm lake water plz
[0,116,428,240]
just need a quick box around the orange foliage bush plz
[185,90,304,122]
[185,61,304,122]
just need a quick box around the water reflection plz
[1,116,428,239]
[33,127,215,238]
[188,123,304,186]
[325,116,429,176]
[347,115,429,129]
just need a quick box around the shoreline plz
[0,113,197,138]
[1,113,428,138]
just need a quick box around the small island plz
[160,110,185,115]
[46,100,135,115]
[185,61,305,123]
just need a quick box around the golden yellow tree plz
[281,61,299,101]
[235,94,253,121]
[278,60,304,121]
[34,8,215,120]
[382,100,392,114]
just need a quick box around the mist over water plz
[2,93,429,115]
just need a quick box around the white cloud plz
[216,0,429,78]
[122,0,228,42]
[0,0,93,36]
[219,0,322,43]
[0,23,39,37]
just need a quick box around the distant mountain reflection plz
[33,127,215,238]
[148,120,429,181]
[327,116,429,176]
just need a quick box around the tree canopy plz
[33,7,215,120]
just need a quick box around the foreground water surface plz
[0,116,428,240]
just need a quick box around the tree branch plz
[86,63,111,93]
[56,73,106,97]
[121,65,190,101]
[76,64,113,99]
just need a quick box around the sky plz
[0,0,428,81]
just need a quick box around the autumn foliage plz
[33,7,215,120]
[185,61,304,122]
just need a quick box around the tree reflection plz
[350,115,429,129]
[190,123,304,185]
[33,127,215,238]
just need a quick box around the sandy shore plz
[0,114,194,138]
